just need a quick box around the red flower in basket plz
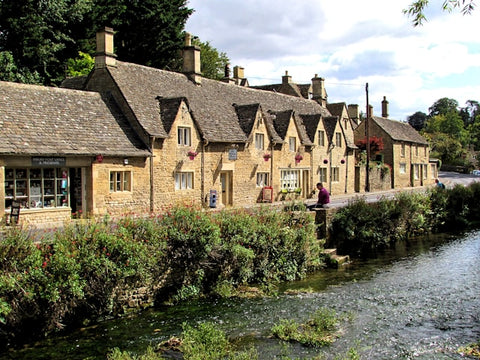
[263,153,271,161]
[295,154,303,163]
[187,150,198,160]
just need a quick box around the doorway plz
[220,171,233,206]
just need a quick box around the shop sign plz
[32,157,66,167]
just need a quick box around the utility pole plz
[365,83,370,192]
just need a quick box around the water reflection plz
[2,232,479,359]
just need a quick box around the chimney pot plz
[381,96,389,118]
[311,75,327,106]
[95,27,116,68]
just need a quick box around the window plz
[289,137,296,152]
[331,167,339,182]
[280,169,300,190]
[4,168,70,209]
[255,133,264,150]
[319,168,327,183]
[423,164,428,179]
[256,172,269,187]
[175,172,193,190]
[335,132,342,148]
[414,164,419,180]
[431,164,436,179]
[177,127,191,146]
[110,171,132,192]
[401,143,406,157]
[318,130,325,146]
[399,163,406,174]
[415,145,419,156]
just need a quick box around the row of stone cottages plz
[0,27,435,227]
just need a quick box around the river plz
[2,231,479,359]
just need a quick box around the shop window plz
[4,168,69,209]
[318,130,325,146]
[280,169,300,190]
[256,172,269,187]
[255,133,264,150]
[175,172,193,190]
[110,171,132,192]
[177,127,191,146]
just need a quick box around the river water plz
[2,231,479,359]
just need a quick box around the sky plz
[185,0,480,121]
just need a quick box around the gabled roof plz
[157,97,185,135]
[294,114,314,146]
[323,116,339,146]
[105,61,331,143]
[234,103,260,136]
[0,81,149,156]
[372,116,428,145]
[299,114,322,143]
[270,110,293,140]
[328,102,357,149]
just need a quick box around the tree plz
[407,111,428,131]
[428,98,459,117]
[459,100,480,126]
[0,0,92,84]
[0,51,42,84]
[65,51,94,77]
[404,0,475,26]
[91,0,193,71]
[192,38,230,80]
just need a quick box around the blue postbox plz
[209,189,217,208]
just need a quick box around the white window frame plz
[110,171,132,192]
[255,133,264,150]
[256,172,269,187]
[280,169,300,190]
[289,137,296,152]
[331,167,339,182]
[177,127,191,146]
[175,172,193,190]
[318,130,325,147]
[399,163,406,174]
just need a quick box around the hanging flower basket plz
[263,153,271,161]
[323,159,328,164]
[341,159,345,164]
[295,154,303,163]
[187,150,198,160]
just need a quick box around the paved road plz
[307,171,480,209]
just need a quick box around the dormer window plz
[318,130,325,146]
[289,137,296,152]
[255,133,264,150]
[335,132,342,147]
[178,127,191,146]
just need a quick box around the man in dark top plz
[307,182,330,210]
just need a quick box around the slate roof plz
[328,102,357,149]
[372,116,428,145]
[106,61,331,143]
[299,114,322,143]
[0,81,150,156]
[323,116,339,146]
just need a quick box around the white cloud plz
[186,0,480,120]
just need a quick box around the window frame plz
[319,167,327,183]
[318,130,325,147]
[256,172,270,187]
[175,172,194,190]
[289,137,296,152]
[110,171,132,192]
[331,167,339,182]
[399,163,407,174]
[177,126,192,146]
[280,169,300,190]
[255,133,264,150]
[335,132,342,148]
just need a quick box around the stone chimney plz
[368,105,374,118]
[182,33,202,84]
[282,70,292,85]
[347,104,360,123]
[311,74,327,107]
[233,66,244,80]
[95,27,116,69]
[381,96,389,118]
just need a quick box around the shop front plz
[2,156,88,227]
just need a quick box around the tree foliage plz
[192,38,230,81]
[404,0,476,26]
[407,111,428,131]
[0,0,195,84]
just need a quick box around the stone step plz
[323,248,350,268]
[323,248,337,256]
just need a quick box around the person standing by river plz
[307,182,330,210]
